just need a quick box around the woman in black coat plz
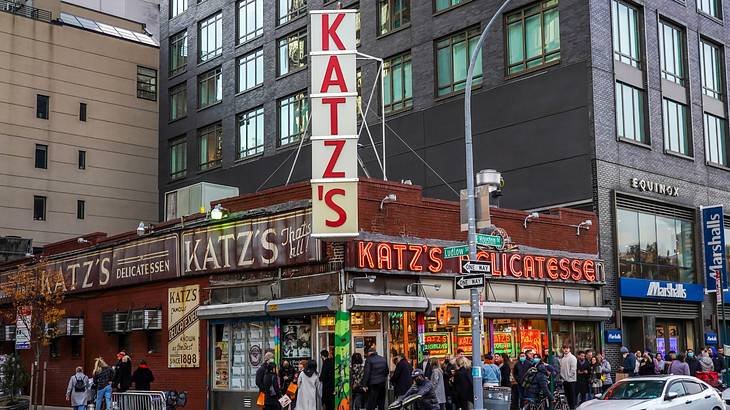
[453,358,473,410]
[113,354,133,392]
[498,354,512,388]
[263,362,282,410]
[131,360,155,390]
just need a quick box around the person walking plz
[93,358,114,410]
[113,352,132,392]
[559,346,577,410]
[131,360,154,390]
[453,357,473,410]
[257,352,276,394]
[668,354,690,375]
[263,361,282,410]
[597,354,612,393]
[576,351,590,405]
[482,353,501,387]
[66,366,89,410]
[351,353,366,410]
[429,358,446,410]
[320,350,335,410]
[363,349,388,410]
[618,347,637,377]
[391,353,413,399]
[297,361,322,410]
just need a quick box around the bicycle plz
[520,388,570,410]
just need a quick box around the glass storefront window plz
[575,323,596,352]
[493,319,518,357]
[212,321,275,391]
[213,324,230,389]
[281,317,312,367]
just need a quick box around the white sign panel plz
[15,307,31,350]
[310,10,359,239]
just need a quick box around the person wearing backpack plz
[66,366,89,410]
[523,355,553,406]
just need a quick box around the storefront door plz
[656,321,683,356]
[352,331,383,357]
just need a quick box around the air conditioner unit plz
[66,318,84,336]
[114,312,129,333]
[144,310,162,330]
[129,311,145,331]
[164,182,239,221]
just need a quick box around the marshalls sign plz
[310,10,359,239]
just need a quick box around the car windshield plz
[602,380,666,400]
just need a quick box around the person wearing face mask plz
[398,369,440,410]
[686,349,700,376]
[513,352,532,406]
[699,349,714,372]
[559,346,577,410]
[522,355,554,406]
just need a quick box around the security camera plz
[368,276,376,284]
[136,222,146,236]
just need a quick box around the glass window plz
[354,6,361,46]
[356,68,362,119]
[659,21,684,85]
[615,81,646,143]
[35,144,47,169]
[137,66,157,101]
[199,12,223,63]
[238,49,264,93]
[492,319,518,357]
[436,26,482,96]
[238,0,263,43]
[435,0,468,12]
[379,0,410,36]
[238,106,264,158]
[37,94,49,119]
[277,28,307,76]
[213,324,230,389]
[33,195,46,221]
[662,98,690,155]
[169,30,188,77]
[700,39,723,100]
[170,0,187,18]
[198,122,222,171]
[278,91,309,146]
[698,0,722,20]
[170,137,187,179]
[617,208,695,283]
[77,200,85,220]
[506,0,560,75]
[278,0,306,26]
[79,103,87,121]
[667,382,686,397]
[169,83,187,121]
[78,150,86,170]
[198,67,222,109]
[383,52,413,114]
[705,113,728,166]
[611,0,641,68]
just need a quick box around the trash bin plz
[483,386,511,410]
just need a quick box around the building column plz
[334,310,351,410]
[643,315,656,353]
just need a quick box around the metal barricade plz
[112,391,166,410]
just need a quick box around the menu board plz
[520,329,542,353]
[493,332,515,356]
[214,340,230,389]
[424,333,450,357]
[282,318,312,359]
[230,323,248,390]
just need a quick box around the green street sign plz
[476,234,503,247]
[444,246,469,259]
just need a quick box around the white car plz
[576,375,723,410]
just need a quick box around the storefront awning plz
[266,294,338,316]
[481,302,612,321]
[347,294,429,312]
[196,300,268,319]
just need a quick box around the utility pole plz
[464,1,512,408]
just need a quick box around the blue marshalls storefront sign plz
[701,205,727,294]
[605,330,623,344]
[705,332,718,345]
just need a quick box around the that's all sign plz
[310,10,359,239]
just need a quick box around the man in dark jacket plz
[686,349,700,376]
[513,351,532,405]
[619,347,637,377]
[576,351,590,405]
[363,349,388,410]
[713,347,725,373]
[391,353,414,398]
[419,350,433,379]
[524,356,555,403]
[255,351,275,393]
[401,369,440,410]
[131,360,154,390]
[320,350,336,410]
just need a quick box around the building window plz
[170,137,187,179]
[277,0,306,26]
[277,29,307,77]
[36,94,49,119]
[615,81,646,143]
[78,150,86,170]
[170,0,187,18]
[35,144,48,169]
[704,113,728,166]
[238,107,264,158]
[356,68,363,118]
[435,0,467,12]
[278,91,309,146]
[198,67,222,109]
[79,103,87,122]
[71,336,81,358]
[354,6,361,46]
[33,196,46,221]
[118,333,129,353]
[383,52,413,114]
[698,0,722,20]
[198,123,222,171]
[617,208,695,283]
[658,21,684,85]
[662,98,690,156]
[137,66,157,101]
[147,331,160,353]
[169,30,188,77]
[378,0,410,36]
[169,83,187,121]
[505,0,560,75]
[77,200,85,220]
[238,0,263,44]
[237,49,264,93]
[611,0,641,68]
[436,27,482,97]
[700,39,723,100]
[199,12,223,63]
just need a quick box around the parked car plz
[576,375,723,409]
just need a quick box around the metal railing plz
[0,0,52,23]
[112,391,166,410]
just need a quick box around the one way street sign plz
[456,274,485,289]
[461,260,491,275]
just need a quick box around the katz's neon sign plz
[353,240,599,283]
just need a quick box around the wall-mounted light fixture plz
[379,194,397,210]
[523,212,540,229]
[347,275,376,289]
[406,283,441,294]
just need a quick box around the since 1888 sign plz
[310,9,359,239]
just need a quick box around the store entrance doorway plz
[352,330,383,358]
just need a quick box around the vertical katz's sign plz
[168,285,200,368]
[310,10,359,239]
[701,205,727,294]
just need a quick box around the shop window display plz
[212,321,276,391]
[282,317,312,368]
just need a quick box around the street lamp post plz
[464,1,512,408]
